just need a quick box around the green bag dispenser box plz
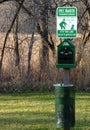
[56,39,76,68]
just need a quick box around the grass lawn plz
[0,92,90,130]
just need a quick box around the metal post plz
[63,68,70,85]
[64,68,70,130]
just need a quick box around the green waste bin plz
[54,84,75,129]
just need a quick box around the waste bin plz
[54,84,75,129]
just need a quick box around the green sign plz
[56,7,77,38]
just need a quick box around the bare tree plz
[0,0,25,77]
[76,0,90,65]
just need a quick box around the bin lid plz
[53,84,61,87]
[53,83,74,87]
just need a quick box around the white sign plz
[56,7,77,38]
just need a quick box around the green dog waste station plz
[54,39,76,130]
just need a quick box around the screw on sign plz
[56,7,77,38]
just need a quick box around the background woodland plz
[0,0,90,92]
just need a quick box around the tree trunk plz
[13,15,20,67]
[26,32,34,83]
[37,1,49,81]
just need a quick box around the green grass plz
[0,92,90,130]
